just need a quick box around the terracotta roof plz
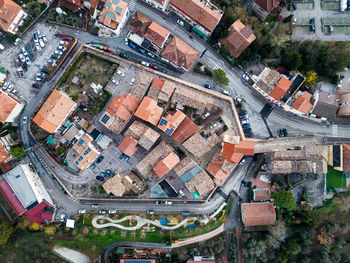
[251,178,275,192]
[219,20,256,58]
[118,136,138,157]
[87,0,99,16]
[0,143,10,163]
[153,152,180,177]
[171,115,199,143]
[206,155,228,182]
[0,0,22,32]
[33,90,77,134]
[158,110,186,135]
[98,0,128,29]
[144,21,170,48]
[0,91,22,123]
[185,169,215,196]
[58,0,82,12]
[130,11,152,36]
[106,93,140,122]
[269,76,292,101]
[253,189,270,201]
[151,78,165,90]
[135,97,163,125]
[254,0,280,12]
[222,141,255,163]
[72,133,100,170]
[343,144,350,174]
[291,91,313,114]
[170,0,222,32]
[161,35,199,70]
[241,202,276,227]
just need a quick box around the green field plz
[326,166,347,189]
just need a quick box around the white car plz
[19,54,25,62]
[14,38,22,46]
[141,61,149,67]
[54,50,63,55]
[124,37,128,45]
[7,84,13,92]
[78,210,86,214]
[12,88,18,94]
[177,19,184,26]
[21,47,28,56]
[111,79,119,85]
[42,35,48,43]
[242,74,249,81]
[22,116,28,124]
[130,78,135,85]
[292,18,297,25]
[35,43,41,52]
[241,120,249,124]
[0,44,4,51]
[37,30,42,39]
[117,70,124,77]
[25,57,31,65]
[39,39,45,48]
[165,201,173,205]
[239,158,246,165]
[2,82,8,90]
[202,112,210,119]
[108,210,117,214]
[60,214,66,222]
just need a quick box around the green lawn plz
[326,166,347,189]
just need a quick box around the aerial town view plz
[1,0,350,262]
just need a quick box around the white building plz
[0,91,25,123]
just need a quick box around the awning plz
[192,26,207,39]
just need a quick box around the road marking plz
[332,125,338,136]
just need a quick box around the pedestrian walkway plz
[128,0,137,11]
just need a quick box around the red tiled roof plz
[24,200,54,224]
[0,0,22,32]
[291,91,313,115]
[129,11,152,37]
[106,94,140,122]
[241,202,276,227]
[118,136,138,157]
[135,97,163,125]
[58,0,82,12]
[158,110,186,134]
[0,143,10,163]
[153,152,180,177]
[251,178,276,192]
[144,21,170,48]
[269,76,291,101]
[151,78,165,90]
[0,178,26,215]
[343,144,350,174]
[206,156,228,181]
[222,141,254,163]
[254,0,280,12]
[0,91,21,123]
[171,116,199,143]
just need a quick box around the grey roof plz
[4,165,37,209]
[312,90,338,119]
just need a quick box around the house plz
[0,0,27,34]
[311,90,338,119]
[241,202,276,227]
[58,0,83,12]
[337,91,350,117]
[0,91,24,123]
[158,110,186,136]
[0,164,54,222]
[153,152,180,177]
[103,172,146,196]
[99,93,140,134]
[252,67,281,98]
[184,169,215,198]
[221,141,255,163]
[171,115,199,143]
[169,0,223,37]
[135,97,163,126]
[251,0,280,19]
[118,136,138,157]
[72,132,100,170]
[219,20,256,58]
[0,142,10,164]
[148,78,177,103]
[129,11,152,37]
[291,91,314,115]
[144,21,171,51]
[183,132,220,157]
[124,121,160,151]
[253,189,271,201]
[206,153,237,186]
[161,35,199,71]
[269,76,292,101]
[33,90,77,134]
[102,173,126,196]
[98,0,129,36]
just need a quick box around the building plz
[337,91,350,117]
[135,97,163,126]
[0,0,27,34]
[124,121,160,151]
[158,110,186,135]
[71,132,100,170]
[58,0,82,12]
[206,153,236,186]
[184,169,215,198]
[183,132,220,158]
[0,164,54,222]
[171,115,199,143]
[98,0,129,36]
[33,90,77,134]
[291,91,314,115]
[251,0,280,19]
[269,76,292,101]
[143,0,168,11]
[129,11,152,37]
[252,67,281,98]
[253,189,270,201]
[148,78,177,103]
[222,141,255,163]
[343,144,350,176]
[241,202,276,227]
[153,152,180,177]
[102,173,126,196]
[103,172,146,197]
[311,90,338,119]
[161,35,199,71]
[0,91,24,123]
[144,21,171,51]
[100,93,140,134]
[169,0,223,37]
[0,142,10,164]
[219,20,256,58]
[118,136,138,157]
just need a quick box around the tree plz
[16,219,31,230]
[281,51,302,71]
[269,219,287,241]
[303,72,317,89]
[10,144,25,159]
[271,190,296,210]
[213,69,229,87]
[0,220,14,246]
[44,226,56,235]
[27,1,42,18]
[28,222,40,231]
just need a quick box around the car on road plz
[128,42,136,49]
[278,15,284,21]
[117,70,125,77]
[130,78,135,85]
[222,90,230,96]
[119,53,128,59]
[242,74,249,81]
[96,175,105,182]
[141,61,149,67]
[14,37,22,46]
[79,210,86,214]
[111,79,119,85]
[165,201,173,205]
[108,210,117,214]
[90,163,96,170]
[35,43,41,52]
[99,210,107,214]
[329,25,334,33]
[137,47,145,54]
[181,211,190,216]
[124,37,128,45]
[147,210,154,215]
[204,84,212,89]
[96,156,104,163]
[21,47,28,56]
[12,88,18,94]
[151,64,159,70]
[239,158,246,165]
[19,54,25,63]
[147,52,155,58]
[292,18,297,25]
[91,204,99,208]
[177,19,184,26]
[241,180,249,187]
[60,214,66,222]
[310,19,315,32]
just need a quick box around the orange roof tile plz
[234,141,255,155]
[251,178,276,192]
[0,143,10,163]
[118,136,138,157]
[254,0,280,12]
[0,0,22,32]
[58,0,82,12]
[171,116,199,143]
[129,11,152,37]
[158,110,186,135]
[33,90,77,134]
[144,21,170,48]
[269,76,291,101]
[222,141,254,162]
[153,152,180,177]
[291,91,314,114]
[206,157,228,181]
[0,91,21,123]
[219,20,256,58]
[151,78,165,91]
[135,97,163,125]
[170,0,222,32]
[106,93,140,122]
[241,202,276,227]
[161,35,199,70]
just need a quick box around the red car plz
[151,64,159,70]
[107,47,112,52]
[62,35,71,40]
[278,15,284,21]
[16,58,22,66]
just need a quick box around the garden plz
[326,165,347,189]
[48,7,84,28]
[18,0,47,33]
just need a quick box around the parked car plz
[79,210,87,214]
[29,53,35,61]
[177,19,184,26]
[128,42,136,49]
[111,79,119,85]
[181,211,190,216]
[54,50,63,55]
[147,210,154,215]
[37,30,42,38]
[292,2,297,10]
[62,35,71,40]
[99,210,107,214]
[147,52,155,58]
[329,25,334,33]
[239,158,246,165]
[119,53,128,58]
[202,112,210,119]
[39,39,45,48]
[33,33,39,43]
[0,44,4,51]
[96,156,104,163]
[16,58,22,66]
[277,15,284,21]
[21,47,28,56]
[241,180,249,187]
[12,88,18,94]
[165,201,173,205]
[60,214,66,222]
[41,68,49,74]
[7,84,13,92]
[91,204,99,208]
[108,210,117,214]
[239,111,247,116]
[42,35,48,43]
[32,83,40,88]
[25,57,31,65]
[22,116,28,124]
[137,47,145,54]
[117,70,125,77]
[2,82,8,90]
[141,61,149,67]
[19,54,25,63]
[96,175,105,181]
[151,64,159,70]
[51,54,59,59]
[130,78,135,85]
[35,43,41,52]
[14,38,22,46]
[292,18,297,25]
[242,74,249,81]
[310,19,315,32]
[90,163,96,170]
[26,44,31,53]
[204,84,212,89]
[124,37,128,45]
[222,90,230,96]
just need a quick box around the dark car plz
[241,180,249,187]
[29,53,35,61]
[204,84,212,89]
[151,64,159,70]
[282,128,288,137]
[181,211,190,216]
[239,111,247,116]
[292,2,297,10]
[32,83,40,88]
[41,68,49,74]
[96,156,104,163]
[242,124,251,129]
[244,127,252,132]
[119,53,128,58]
[51,54,58,59]
[137,47,145,54]
[25,44,31,53]
[96,175,105,182]
[90,163,96,170]
[129,42,136,49]
[22,63,28,71]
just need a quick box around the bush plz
[271,190,296,210]
[56,15,65,24]
[10,144,25,159]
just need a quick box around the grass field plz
[326,165,347,189]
